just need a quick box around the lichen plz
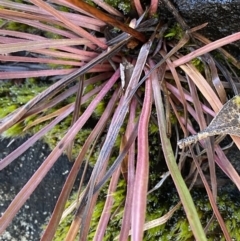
[103,0,131,15]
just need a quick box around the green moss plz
[0,80,49,136]
[88,179,126,240]
[45,61,73,69]
[0,78,105,163]
[6,21,36,34]
[165,24,184,40]
[57,5,71,13]
[149,122,159,134]
[191,58,205,73]
[0,104,18,118]
[84,0,96,7]
[93,100,106,117]
[6,22,26,32]
[0,19,6,25]
[12,0,24,2]
[52,192,79,241]
[2,123,24,137]
[169,112,178,125]
[44,31,62,40]
[52,178,240,241]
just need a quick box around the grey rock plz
[0,136,91,241]
[159,0,240,56]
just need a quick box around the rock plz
[0,136,91,241]
[159,0,240,56]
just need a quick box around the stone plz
[159,0,240,56]
[0,136,91,240]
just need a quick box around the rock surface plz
[159,0,240,55]
[0,136,90,241]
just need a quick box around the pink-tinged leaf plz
[93,166,121,241]
[134,0,144,16]
[131,75,152,240]
[1,13,102,33]
[78,38,153,239]
[193,32,240,69]
[166,82,216,117]
[0,44,100,61]
[190,147,232,241]
[41,87,121,241]
[149,0,158,15]
[51,0,98,17]
[119,98,137,241]
[92,0,123,17]
[187,77,217,198]
[0,70,120,234]
[0,55,86,66]
[0,39,91,54]
[0,69,73,79]
[32,48,98,61]
[151,60,207,241]
[215,147,240,190]
[0,66,112,79]
[180,63,240,149]
[173,32,240,67]
[0,105,73,171]
[177,115,240,191]
[29,0,107,48]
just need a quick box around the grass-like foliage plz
[1,0,240,240]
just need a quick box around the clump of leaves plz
[1,0,240,240]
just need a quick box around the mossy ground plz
[2,1,240,240]
[1,78,240,240]
[52,181,240,240]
